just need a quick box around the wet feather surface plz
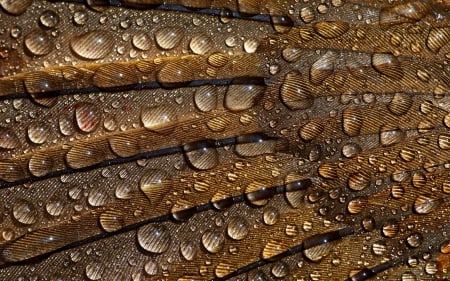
[0,0,449,280]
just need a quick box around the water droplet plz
[263,206,279,225]
[438,133,450,150]
[189,34,213,54]
[93,63,138,88]
[280,72,313,110]
[372,53,403,80]
[281,47,302,63]
[224,81,265,112]
[28,153,54,177]
[303,242,335,262]
[372,241,387,255]
[243,38,259,53]
[380,125,404,146]
[109,135,139,158]
[85,262,105,280]
[300,7,315,23]
[401,272,417,281]
[201,230,225,253]
[140,105,178,134]
[299,120,324,141]
[194,85,217,112]
[39,10,60,28]
[12,199,38,225]
[131,31,152,51]
[413,194,439,214]
[342,108,363,137]
[27,122,50,144]
[75,102,101,133]
[310,51,336,85]
[139,169,169,202]
[235,134,280,157]
[0,127,19,149]
[227,216,250,240]
[24,30,54,56]
[271,262,289,278]
[183,140,219,170]
[348,172,370,191]
[347,197,368,214]
[70,31,114,60]
[318,163,338,179]
[342,143,361,158]
[66,142,107,169]
[99,210,125,232]
[144,260,158,276]
[73,10,88,25]
[154,27,184,50]
[406,232,423,248]
[45,197,64,217]
[180,240,197,261]
[88,187,109,207]
[388,93,413,115]
[137,224,171,254]
[426,27,450,53]
[314,21,349,38]
[1,0,32,15]
[382,220,399,238]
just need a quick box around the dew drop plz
[12,199,38,225]
[263,206,279,225]
[99,210,125,232]
[224,82,265,112]
[24,30,54,56]
[413,194,439,214]
[194,85,217,112]
[132,31,152,51]
[88,186,109,207]
[180,240,197,261]
[227,216,250,240]
[66,142,107,169]
[39,10,60,29]
[27,122,50,144]
[75,102,101,133]
[140,105,178,134]
[279,72,313,110]
[0,127,19,149]
[1,0,32,15]
[70,31,114,60]
[85,262,105,280]
[45,198,64,217]
[189,34,213,54]
[28,153,54,177]
[144,260,158,276]
[137,224,171,254]
[271,262,289,278]
[201,230,225,253]
[154,27,184,50]
[183,140,219,170]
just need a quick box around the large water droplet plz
[85,262,105,280]
[201,230,225,253]
[70,31,114,60]
[155,27,184,50]
[224,82,265,112]
[183,140,219,170]
[189,34,213,54]
[27,122,50,144]
[227,216,250,240]
[140,106,178,134]
[12,199,38,225]
[137,224,171,254]
[75,103,101,133]
[194,85,217,112]
[0,127,19,149]
[24,30,54,56]
[99,210,125,232]
[28,153,54,177]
